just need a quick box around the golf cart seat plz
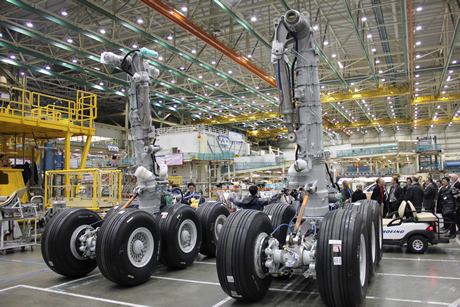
[382,201,408,226]
[0,187,37,219]
[406,201,437,222]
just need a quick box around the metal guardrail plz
[337,143,442,158]
[184,152,235,161]
[234,162,281,171]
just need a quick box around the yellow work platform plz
[0,85,96,139]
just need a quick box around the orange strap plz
[295,194,309,231]
[120,194,137,210]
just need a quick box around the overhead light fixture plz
[416,6,423,11]
[338,62,343,68]
[452,60,457,64]
[72,59,77,63]
[158,56,163,60]
[100,29,106,34]
[181,6,188,12]
[9,55,16,59]
[211,60,216,64]
[20,71,24,76]
[167,35,173,40]
[26,22,33,28]
[313,25,319,30]
[121,88,125,92]
[191,49,197,54]
[251,16,257,22]
[375,59,380,63]
[255,86,260,89]
[247,54,252,58]
[416,25,422,31]
[61,11,68,16]
[45,65,51,70]
[132,44,138,48]
[416,41,421,45]
[99,82,104,86]
[362,17,367,21]
[372,48,377,52]
[228,70,232,74]
[332,53,337,58]
[323,40,329,45]
[367,34,372,38]
[137,18,144,24]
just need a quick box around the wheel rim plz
[70,224,93,260]
[254,232,269,279]
[214,214,227,240]
[127,227,154,268]
[379,216,383,249]
[178,219,197,253]
[371,221,376,263]
[412,239,424,251]
[359,233,367,287]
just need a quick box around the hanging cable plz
[121,49,139,77]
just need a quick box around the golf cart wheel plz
[345,200,378,282]
[41,208,101,277]
[96,208,160,286]
[216,210,273,302]
[196,201,230,257]
[407,235,428,254]
[157,204,202,268]
[264,203,296,246]
[317,209,368,307]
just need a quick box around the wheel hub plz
[413,239,423,250]
[178,219,197,253]
[133,240,144,254]
[181,229,191,243]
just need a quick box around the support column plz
[79,135,92,169]
[64,133,73,197]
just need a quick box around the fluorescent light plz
[251,16,257,22]
[137,18,144,24]
[100,29,106,34]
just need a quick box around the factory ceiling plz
[1,0,459,139]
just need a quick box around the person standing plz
[423,177,437,213]
[388,177,403,216]
[230,185,282,210]
[341,180,352,205]
[371,178,388,216]
[352,184,367,202]
[450,174,460,234]
[439,177,457,239]
[403,177,412,195]
[404,176,424,212]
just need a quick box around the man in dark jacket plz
[352,184,367,202]
[231,185,282,210]
[423,177,437,213]
[440,177,457,239]
[404,176,424,212]
[388,177,403,216]
[371,178,388,216]
[341,180,352,205]
[450,174,460,234]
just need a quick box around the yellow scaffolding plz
[44,169,122,212]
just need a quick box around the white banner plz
[164,153,184,166]
[228,131,243,143]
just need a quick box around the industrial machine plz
[41,48,229,286]
[216,10,383,306]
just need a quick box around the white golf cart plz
[382,201,450,253]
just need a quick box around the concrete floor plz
[1,239,460,307]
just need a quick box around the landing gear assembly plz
[41,47,227,286]
[215,10,383,306]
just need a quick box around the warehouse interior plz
[1,0,460,306]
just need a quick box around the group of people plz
[341,174,460,239]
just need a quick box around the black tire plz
[104,204,138,223]
[96,209,161,286]
[263,203,296,246]
[156,204,202,268]
[370,200,384,264]
[196,201,230,257]
[407,235,428,254]
[344,200,378,282]
[216,210,273,302]
[41,208,101,277]
[317,209,369,307]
